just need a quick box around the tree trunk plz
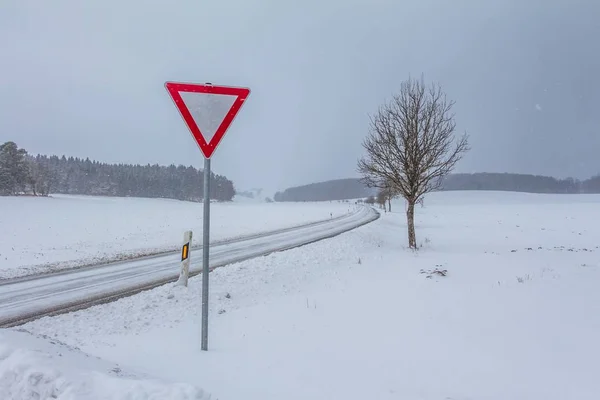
[406,200,416,249]
[387,197,391,212]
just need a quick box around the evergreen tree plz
[0,141,236,201]
[0,141,29,195]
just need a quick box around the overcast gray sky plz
[1,0,599,193]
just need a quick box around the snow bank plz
[0,329,210,400]
[0,194,351,279]
[21,191,600,399]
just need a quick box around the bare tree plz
[376,189,387,210]
[381,179,396,212]
[358,77,469,249]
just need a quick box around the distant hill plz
[273,178,376,202]
[273,173,600,202]
[440,173,585,193]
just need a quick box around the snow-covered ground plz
[0,329,210,399]
[0,194,352,279]
[8,191,600,399]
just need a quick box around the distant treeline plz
[274,178,376,202]
[441,173,600,194]
[0,141,235,201]
[274,173,600,202]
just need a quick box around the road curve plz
[0,206,379,327]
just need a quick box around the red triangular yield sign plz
[165,82,251,158]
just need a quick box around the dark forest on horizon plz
[0,141,235,201]
[274,173,600,202]
[3,141,600,203]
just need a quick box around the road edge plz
[0,207,380,328]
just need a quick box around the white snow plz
[0,194,352,279]
[0,329,210,399]
[13,191,600,399]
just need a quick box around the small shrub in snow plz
[420,267,448,279]
[432,268,447,277]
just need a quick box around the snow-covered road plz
[0,205,378,327]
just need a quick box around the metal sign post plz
[201,157,210,350]
[165,81,250,351]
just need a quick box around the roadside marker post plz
[165,81,250,351]
[176,230,193,287]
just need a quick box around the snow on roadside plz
[0,194,353,279]
[0,329,210,400]
[19,191,600,399]
[18,213,377,344]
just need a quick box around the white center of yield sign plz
[178,92,238,143]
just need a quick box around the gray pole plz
[201,157,211,351]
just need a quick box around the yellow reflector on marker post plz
[181,243,189,261]
[176,231,193,287]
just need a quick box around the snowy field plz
[0,194,353,279]
[5,190,600,399]
[0,329,210,399]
